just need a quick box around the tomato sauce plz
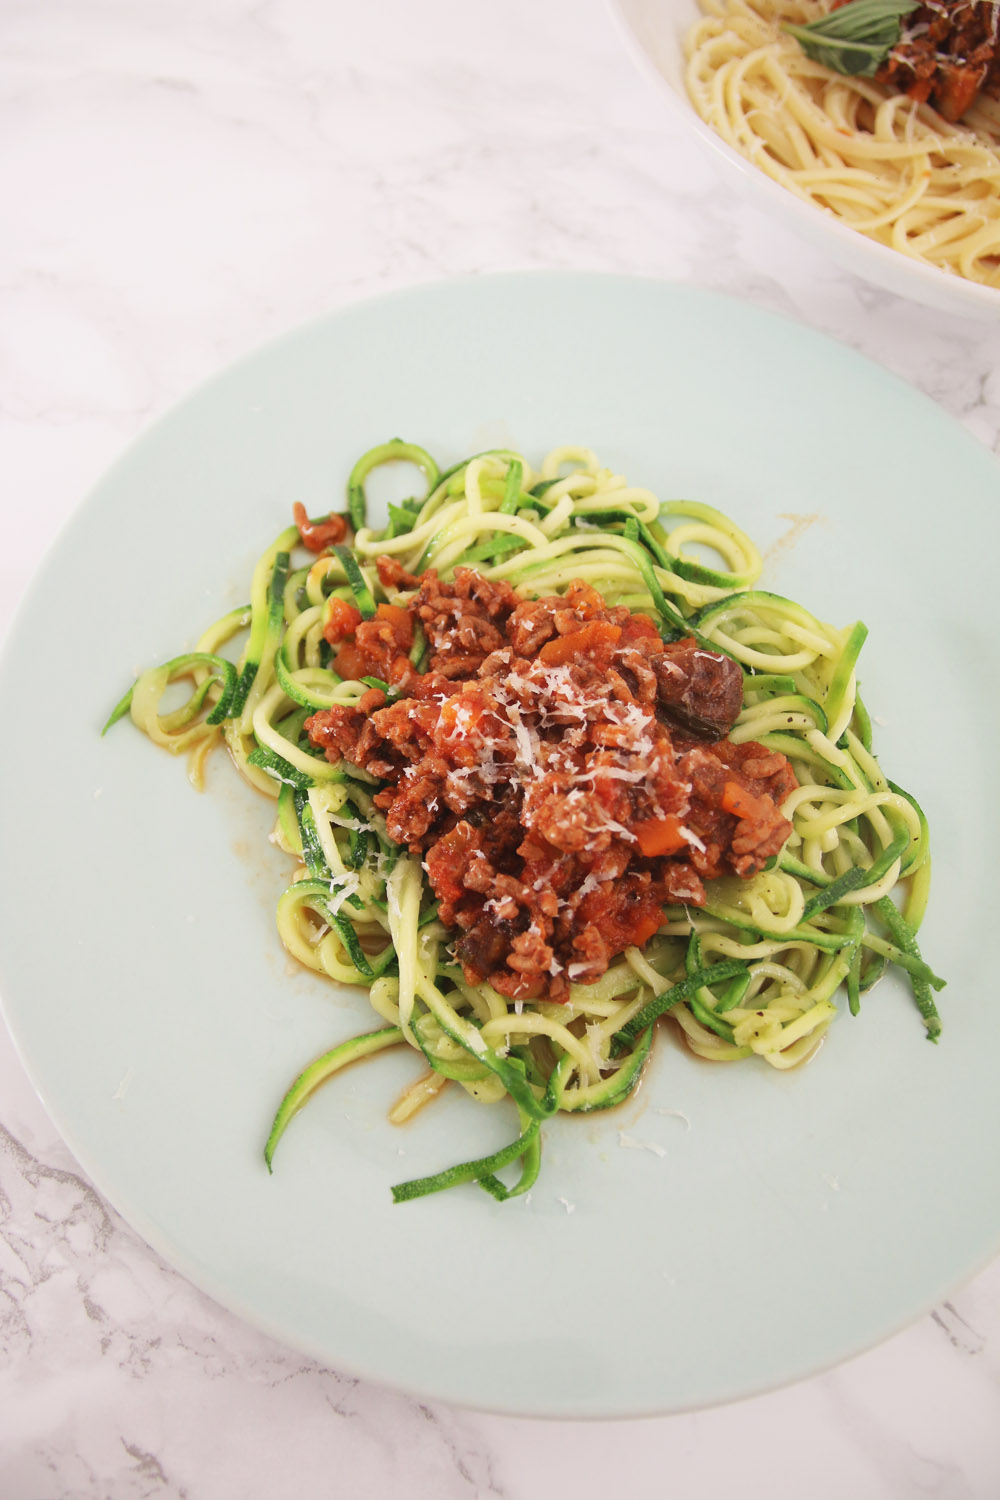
[306,562,796,1001]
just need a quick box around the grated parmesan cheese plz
[618,1130,667,1159]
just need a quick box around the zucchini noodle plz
[105,441,943,1203]
[685,0,1000,288]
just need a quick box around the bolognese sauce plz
[306,559,796,1003]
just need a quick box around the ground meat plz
[869,0,1000,121]
[676,741,798,880]
[412,568,520,675]
[306,564,797,1001]
[292,504,349,553]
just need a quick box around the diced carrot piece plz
[438,695,486,736]
[324,596,363,643]
[539,621,621,665]
[375,603,412,630]
[621,613,660,644]
[629,910,664,946]
[373,602,413,652]
[721,780,769,821]
[633,814,688,857]
[332,641,369,681]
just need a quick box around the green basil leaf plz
[784,0,919,78]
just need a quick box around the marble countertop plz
[2,0,1000,1494]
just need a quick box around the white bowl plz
[610,0,1000,319]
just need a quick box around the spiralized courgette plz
[106,442,942,1203]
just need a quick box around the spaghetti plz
[106,442,942,1203]
[684,0,1000,287]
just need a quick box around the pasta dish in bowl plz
[612,0,1000,314]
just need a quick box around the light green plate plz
[1,275,997,1417]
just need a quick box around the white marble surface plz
[2,0,1000,1494]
